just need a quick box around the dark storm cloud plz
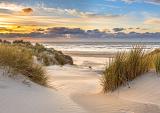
[0,27,159,39]
[47,27,85,35]
[113,28,125,32]
[0,27,109,38]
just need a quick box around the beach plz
[0,0,160,112]
[45,42,160,113]
[1,42,160,113]
[46,64,160,113]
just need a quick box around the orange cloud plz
[21,8,33,15]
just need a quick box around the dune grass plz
[12,40,73,66]
[102,48,152,92]
[154,54,160,74]
[0,44,47,86]
[102,52,127,92]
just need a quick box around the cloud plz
[121,0,136,3]
[47,27,85,35]
[36,6,123,19]
[113,0,160,5]
[0,1,127,31]
[0,2,33,16]
[0,1,158,33]
[0,2,24,11]
[145,0,160,5]
[84,13,122,19]
[113,28,125,32]
[144,18,160,24]
[124,0,160,5]
[0,27,159,39]
[109,0,136,3]
[0,27,107,38]
[0,27,12,32]
[0,8,13,14]
[21,8,33,15]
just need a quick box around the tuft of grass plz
[22,65,47,86]
[102,47,151,93]
[3,40,73,66]
[154,54,160,74]
[125,48,151,80]
[102,52,127,92]
[0,44,47,86]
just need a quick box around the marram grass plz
[154,54,160,74]
[0,44,48,86]
[102,48,152,93]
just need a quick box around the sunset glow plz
[0,0,159,35]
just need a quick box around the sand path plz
[47,65,160,113]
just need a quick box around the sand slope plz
[0,72,87,113]
[1,65,160,113]
[47,65,101,95]
[47,66,160,113]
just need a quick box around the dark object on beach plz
[89,66,92,69]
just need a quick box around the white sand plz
[72,56,108,71]
[0,71,87,113]
[1,63,160,113]
[47,65,101,95]
[47,65,160,113]
[114,71,160,106]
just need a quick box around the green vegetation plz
[0,39,73,86]
[154,54,160,74]
[0,44,47,86]
[12,40,73,66]
[102,52,126,92]
[102,48,152,92]
[149,49,160,69]
[149,48,160,55]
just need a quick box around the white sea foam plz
[43,42,160,53]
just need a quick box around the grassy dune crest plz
[0,44,47,86]
[149,49,160,73]
[155,54,160,74]
[13,40,73,66]
[102,48,151,92]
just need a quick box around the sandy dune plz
[47,65,101,95]
[0,71,87,113]
[47,65,160,113]
[1,65,160,113]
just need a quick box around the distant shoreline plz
[63,51,116,58]
[44,41,160,44]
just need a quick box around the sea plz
[44,42,160,53]
[43,42,160,71]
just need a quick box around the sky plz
[0,0,160,38]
